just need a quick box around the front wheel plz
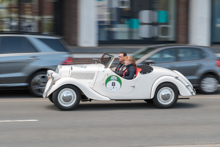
[52,85,81,111]
[153,83,178,108]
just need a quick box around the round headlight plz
[47,70,54,78]
[52,73,60,81]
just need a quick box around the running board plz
[115,100,131,101]
[178,98,190,100]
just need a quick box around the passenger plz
[123,56,136,80]
[115,52,127,76]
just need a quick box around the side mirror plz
[144,60,154,65]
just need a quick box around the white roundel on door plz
[105,75,122,92]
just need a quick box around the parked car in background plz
[133,45,220,94]
[0,34,73,96]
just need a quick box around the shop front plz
[0,0,62,35]
[211,0,220,44]
[97,0,177,44]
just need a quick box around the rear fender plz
[151,76,192,98]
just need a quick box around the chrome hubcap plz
[161,90,171,100]
[58,88,76,107]
[31,74,47,96]
[201,77,218,93]
[157,87,174,105]
[62,92,73,102]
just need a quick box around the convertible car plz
[43,53,196,110]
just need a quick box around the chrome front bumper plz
[43,78,53,98]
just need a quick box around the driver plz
[115,52,127,76]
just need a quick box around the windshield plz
[132,47,157,61]
[100,53,115,68]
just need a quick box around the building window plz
[97,0,176,43]
[0,0,55,35]
[0,0,18,32]
[211,0,220,44]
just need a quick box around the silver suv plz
[133,45,220,94]
[0,34,72,96]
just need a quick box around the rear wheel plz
[199,75,219,94]
[52,85,81,111]
[153,83,178,108]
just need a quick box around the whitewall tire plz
[52,85,81,111]
[153,83,178,108]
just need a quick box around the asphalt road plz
[0,90,220,147]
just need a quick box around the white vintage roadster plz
[43,53,196,110]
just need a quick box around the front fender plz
[45,77,110,101]
[150,76,193,98]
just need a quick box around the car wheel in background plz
[29,71,47,97]
[52,85,81,111]
[199,75,219,94]
[153,83,178,108]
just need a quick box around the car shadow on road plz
[45,101,200,111]
[173,102,200,109]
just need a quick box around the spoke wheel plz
[29,71,47,97]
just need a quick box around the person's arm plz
[124,67,136,80]
[115,63,120,73]
[117,65,126,76]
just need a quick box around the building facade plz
[77,0,189,46]
[0,0,219,47]
[0,0,58,34]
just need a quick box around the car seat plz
[135,67,142,76]
[122,67,142,78]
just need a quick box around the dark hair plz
[120,52,127,57]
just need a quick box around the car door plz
[147,48,178,70]
[175,48,206,84]
[0,36,38,85]
[93,68,137,99]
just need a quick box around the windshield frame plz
[100,53,115,68]
[132,47,157,61]
[132,45,168,63]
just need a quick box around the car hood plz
[56,64,103,80]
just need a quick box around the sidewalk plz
[69,44,220,63]
[69,45,144,61]
[69,44,220,54]
[69,45,145,54]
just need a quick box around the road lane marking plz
[0,119,39,123]
[151,144,220,147]
[0,99,48,103]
